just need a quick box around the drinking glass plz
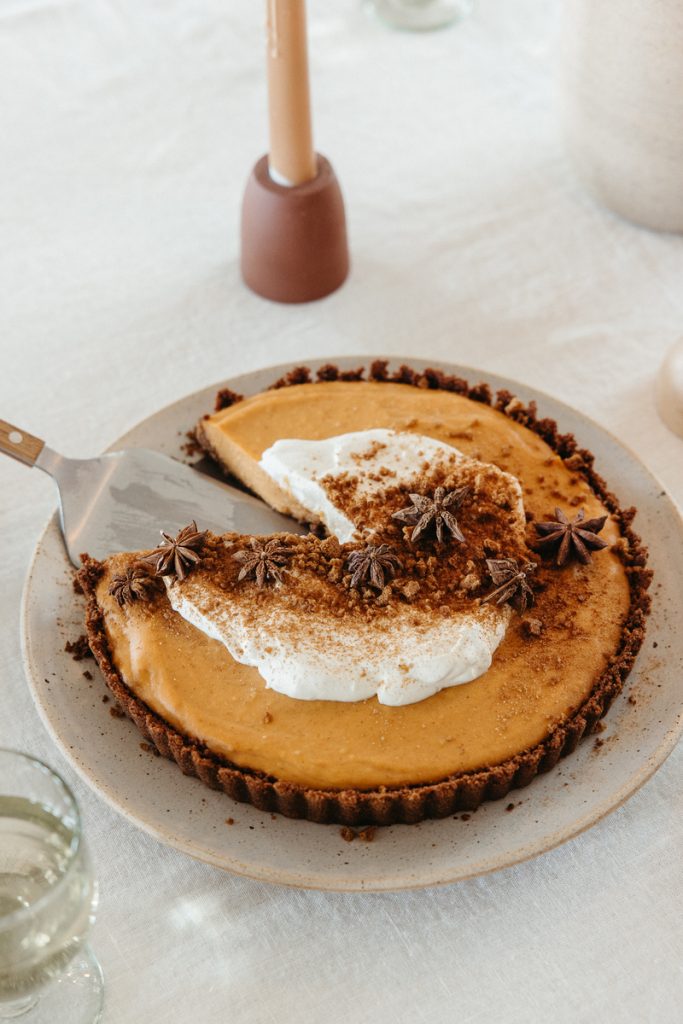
[368,0,474,32]
[0,750,103,1022]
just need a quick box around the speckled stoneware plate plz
[20,358,683,891]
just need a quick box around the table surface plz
[1,1,682,1021]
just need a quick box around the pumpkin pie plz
[78,363,651,825]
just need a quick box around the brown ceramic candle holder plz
[240,154,349,304]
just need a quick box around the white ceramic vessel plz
[561,0,683,232]
[656,339,683,439]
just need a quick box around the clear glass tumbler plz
[368,0,474,32]
[0,750,103,1022]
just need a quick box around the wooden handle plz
[266,0,316,186]
[0,419,45,467]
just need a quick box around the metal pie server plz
[0,418,306,566]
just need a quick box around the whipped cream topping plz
[166,583,508,706]
[168,429,527,706]
[259,428,521,542]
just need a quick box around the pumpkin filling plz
[92,382,630,791]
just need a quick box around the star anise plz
[108,564,158,607]
[392,486,470,543]
[346,543,403,590]
[482,558,537,614]
[534,508,608,566]
[232,538,291,587]
[145,521,208,581]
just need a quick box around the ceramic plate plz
[20,358,683,891]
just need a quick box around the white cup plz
[656,340,683,439]
[561,0,683,232]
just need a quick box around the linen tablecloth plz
[1,1,682,1020]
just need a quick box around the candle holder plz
[241,154,349,304]
[240,1,350,304]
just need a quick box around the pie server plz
[0,418,306,566]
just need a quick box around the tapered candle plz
[266,0,317,186]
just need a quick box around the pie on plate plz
[78,363,651,825]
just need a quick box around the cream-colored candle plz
[266,0,317,186]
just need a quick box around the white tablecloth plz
[1,1,682,1021]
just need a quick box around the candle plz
[266,0,317,187]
